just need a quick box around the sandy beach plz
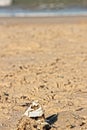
[0,17,87,130]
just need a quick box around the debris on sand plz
[17,101,58,130]
[24,100,44,118]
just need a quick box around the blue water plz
[0,8,87,17]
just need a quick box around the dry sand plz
[0,17,87,130]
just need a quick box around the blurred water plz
[0,8,87,17]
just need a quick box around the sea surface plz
[0,7,87,17]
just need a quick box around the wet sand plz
[0,16,87,24]
[0,17,87,130]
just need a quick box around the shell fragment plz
[24,101,44,118]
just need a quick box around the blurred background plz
[0,0,87,10]
[0,0,87,17]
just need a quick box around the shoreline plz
[0,16,87,24]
